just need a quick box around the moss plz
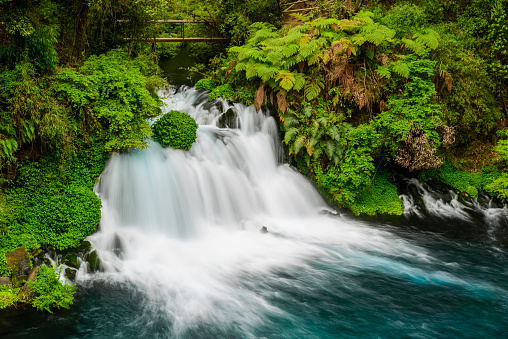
[347,168,404,216]
[419,162,503,198]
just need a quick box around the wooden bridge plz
[119,19,229,43]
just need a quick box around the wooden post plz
[153,36,157,64]
[180,22,184,39]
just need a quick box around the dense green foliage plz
[27,265,75,313]
[0,285,20,309]
[152,111,197,150]
[197,0,508,214]
[0,141,107,275]
[57,50,163,152]
[420,162,505,199]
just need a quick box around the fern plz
[304,79,324,101]
[414,29,439,51]
[293,74,306,91]
[376,65,391,79]
[293,135,306,154]
[284,127,299,144]
[391,60,410,78]
[275,71,296,91]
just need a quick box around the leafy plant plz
[57,50,163,152]
[0,140,107,275]
[0,285,20,309]
[152,110,197,150]
[27,265,75,313]
[280,101,351,166]
[195,78,217,91]
[208,84,235,101]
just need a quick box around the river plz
[1,86,507,338]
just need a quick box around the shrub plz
[208,84,234,101]
[28,265,75,313]
[195,78,217,91]
[485,175,508,203]
[0,141,107,275]
[56,50,163,152]
[0,285,20,309]
[152,111,197,150]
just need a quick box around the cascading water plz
[4,87,506,338]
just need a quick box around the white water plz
[79,88,505,337]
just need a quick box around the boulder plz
[5,246,31,286]
[63,253,79,269]
[86,250,101,272]
[260,226,268,234]
[218,108,240,129]
[0,277,10,286]
[65,268,77,281]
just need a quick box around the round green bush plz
[152,111,198,150]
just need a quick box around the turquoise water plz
[2,221,507,338]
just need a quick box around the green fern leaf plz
[294,135,306,154]
[392,61,410,78]
[376,65,391,79]
[284,127,299,144]
[325,140,335,159]
[293,74,306,91]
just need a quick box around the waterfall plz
[75,87,508,338]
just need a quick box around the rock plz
[218,108,240,129]
[112,234,124,258]
[86,250,101,272]
[63,253,79,269]
[0,277,10,286]
[21,266,40,292]
[5,246,31,286]
[65,268,77,281]
[260,226,268,234]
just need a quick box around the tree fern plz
[304,79,324,101]
[414,29,439,50]
[275,71,296,91]
[391,60,410,78]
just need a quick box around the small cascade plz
[398,175,508,247]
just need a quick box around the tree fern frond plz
[376,65,391,79]
[293,74,306,91]
[391,60,410,78]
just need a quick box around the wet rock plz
[260,226,268,234]
[218,108,240,129]
[86,250,101,272]
[63,253,79,269]
[6,246,31,286]
[65,268,77,281]
[0,277,10,286]
[112,234,124,258]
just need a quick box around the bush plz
[195,78,217,91]
[0,141,107,275]
[56,50,163,152]
[0,285,20,309]
[152,111,197,150]
[208,84,234,101]
[486,175,508,203]
[28,265,75,313]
